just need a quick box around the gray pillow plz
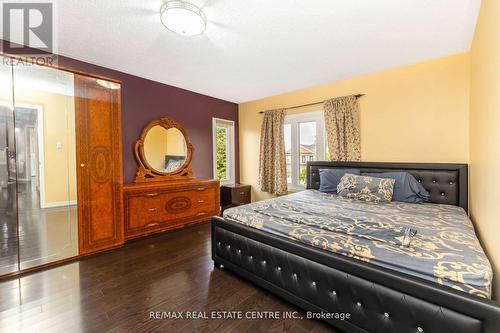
[362,172,430,203]
[318,168,361,194]
[337,174,395,203]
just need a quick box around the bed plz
[211,162,500,333]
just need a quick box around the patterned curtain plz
[258,109,287,195]
[323,95,361,161]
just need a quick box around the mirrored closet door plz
[0,54,123,276]
[13,61,78,270]
[0,56,18,275]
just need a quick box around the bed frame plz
[212,162,500,333]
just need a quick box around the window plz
[213,118,235,184]
[284,111,325,189]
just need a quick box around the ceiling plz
[1,0,481,103]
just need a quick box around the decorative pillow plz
[319,168,361,194]
[362,172,430,203]
[337,174,395,203]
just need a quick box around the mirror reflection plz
[0,56,79,272]
[143,126,187,173]
[0,56,18,275]
[1,55,122,276]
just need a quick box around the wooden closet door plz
[75,75,123,255]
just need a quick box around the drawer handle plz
[197,200,205,203]
[196,187,207,191]
[148,208,157,212]
[239,191,245,195]
[146,193,159,197]
[146,223,159,227]
[197,212,207,216]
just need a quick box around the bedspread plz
[223,190,492,298]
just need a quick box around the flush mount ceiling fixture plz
[160,1,206,37]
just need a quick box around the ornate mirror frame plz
[134,118,194,182]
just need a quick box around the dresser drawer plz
[191,185,218,206]
[231,186,251,205]
[127,193,165,230]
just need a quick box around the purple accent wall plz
[2,42,239,184]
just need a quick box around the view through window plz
[284,111,325,189]
[213,118,235,184]
[216,126,229,180]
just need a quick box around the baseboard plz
[41,200,78,209]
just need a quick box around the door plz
[75,75,123,254]
[0,56,123,276]
[12,63,79,270]
[0,56,18,275]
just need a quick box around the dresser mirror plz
[134,118,194,182]
[144,126,187,172]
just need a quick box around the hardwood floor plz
[0,223,338,333]
[0,181,78,275]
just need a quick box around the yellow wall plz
[239,53,471,201]
[166,128,186,156]
[144,125,168,170]
[470,0,500,299]
[0,89,76,205]
[38,92,77,205]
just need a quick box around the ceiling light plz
[96,79,120,90]
[160,1,206,37]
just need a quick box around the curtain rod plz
[258,94,365,114]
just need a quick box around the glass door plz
[0,55,121,276]
[0,56,19,275]
[12,62,78,270]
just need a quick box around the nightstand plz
[220,184,251,214]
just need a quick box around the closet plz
[0,55,123,276]
[75,75,123,254]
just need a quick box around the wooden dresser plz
[123,179,220,240]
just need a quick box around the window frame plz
[212,117,236,185]
[284,111,325,191]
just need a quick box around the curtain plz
[258,109,287,195]
[324,95,361,161]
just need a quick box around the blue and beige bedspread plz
[223,190,492,298]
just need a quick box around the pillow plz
[318,168,361,194]
[362,172,430,203]
[337,174,395,203]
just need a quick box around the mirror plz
[144,126,187,173]
[134,118,194,182]
[0,55,80,274]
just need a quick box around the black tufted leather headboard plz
[306,161,468,212]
